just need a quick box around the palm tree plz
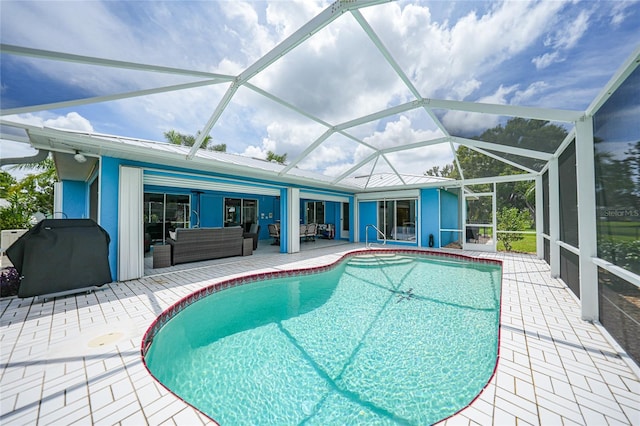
[163,130,226,152]
[266,150,287,164]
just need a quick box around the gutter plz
[0,149,50,166]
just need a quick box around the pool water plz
[144,253,502,425]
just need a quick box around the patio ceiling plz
[1,0,638,191]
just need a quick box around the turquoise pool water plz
[144,253,502,425]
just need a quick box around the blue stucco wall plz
[420,188,439,248]
[200,193,223,227]
[100,157,121,280]
[62,180,87,219]
[358,201,378,243]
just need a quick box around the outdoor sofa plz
[166,226,244,265]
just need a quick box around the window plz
[143,193,190,242]
[224,198,258,232]
[305,201,324,224]
[378,199,416,241]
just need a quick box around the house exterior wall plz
[358,201,377,243]
[420,188,439,248]
[99,156,121,280]
[61,180,88,219]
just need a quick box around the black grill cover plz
[6,219,112,298]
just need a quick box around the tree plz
[0,171,17,198]
[266,151,287,164]
[0,158,56,230]
[164,130,227,152]
[424,164,454,177]
[497,207,532,251]
[436,118,567,217]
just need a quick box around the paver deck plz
[1,244,639,425]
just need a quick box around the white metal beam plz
[364,155,380,189]
[424,98,584,123]
[244,82,379,152]
[337,100,422,131]
[279,128,335,174]
[238,0,392,84]
[378,136,449,155]
[1,79,221,116]
[450,140,465,181]
[380,154,406,185]
[535,175,544,259]
[452,136,554,161]
[466,146,540,175]
[352,10,421,101]
[548,157,560,278]
[332,151,378,184]
[575,117,598,321]
[188,82,239,159]
[351,13,457,138]
[283,100,424,175]
[0,44,233,80]
[586,45,640,115]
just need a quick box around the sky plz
[1,0,639,180]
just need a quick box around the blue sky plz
[1,0,639,178]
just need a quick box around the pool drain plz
[88,332,124,348]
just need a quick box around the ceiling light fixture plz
[74,150,87,163]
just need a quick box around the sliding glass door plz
[224,198,258,232]
[143,193,190,243]
[378,199,416,241]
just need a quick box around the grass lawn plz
[597,220,640,242]
[497,233,536,253]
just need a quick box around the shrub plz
[497,207,533,252]
[0,267,21,297]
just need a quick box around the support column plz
[576,117,598,321]
[549,157,560,278]
[535,175,544,259]
[287,188,300,254]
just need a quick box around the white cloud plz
[532,51,561,70]
[511,81,549,105]
[532,9,591,69]
[362,1,564,98]
[554,10,590,50]
[610,2,631,27]
[441,84,517,135]
[3,112,94,132]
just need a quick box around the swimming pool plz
[142,250,502,425]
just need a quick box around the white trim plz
[575,117,598,321]
[592,258,640,289]
[356,189,419,201]
[118,166,144,281]
[548,158,560,278]
[557,240,580,256]
[53,182,63,218]
[535,175,544,259]
[143,172,280,196]
[288,188,300,253]
[299,190,349,203]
